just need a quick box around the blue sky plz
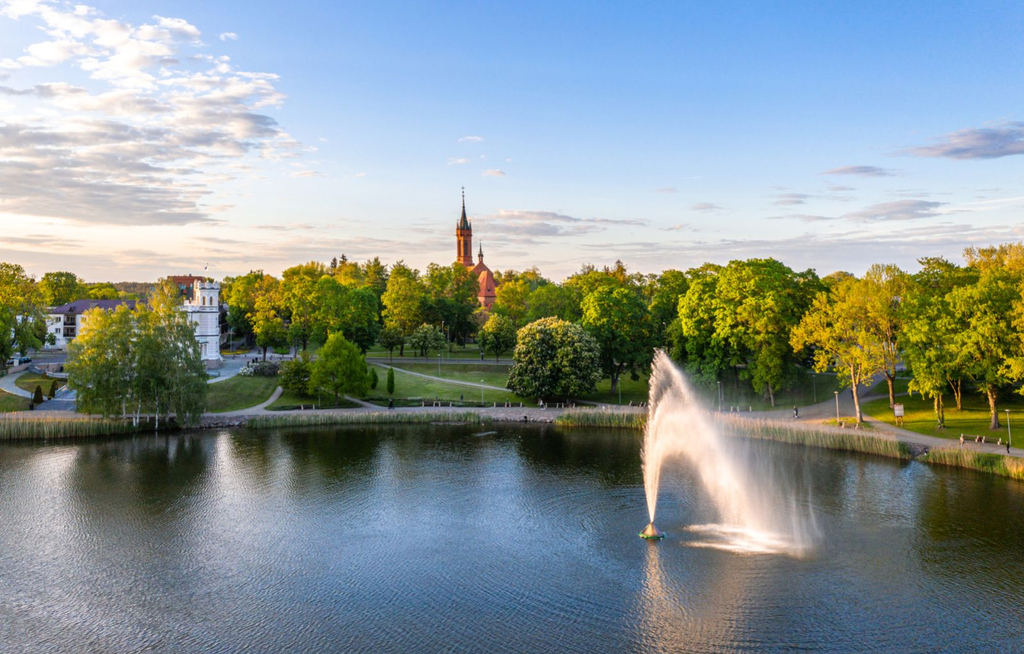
[0,0,1022,281]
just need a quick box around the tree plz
[308,333,370,406]
[492,279,532,326]
[282,262,327,351]
[33,385,44,404]
[248,275,286,359]
[526,284,581,323]
[48,379,58,398]
[280,352,313,395]
[315,277,380,352]
[378,326,405,362]
[646,269,689,345]
[408,323,445,357]
[791,277,885,423]
[386,367,395,395]
[422,262,479,345]
[0,263,47,372]
[946,269,1019,429]
[222,271,266,347]
[38,271,84,306]
[85,282,120,300]
[381,262,425,355]
[369,367,379,390]
[862,264,911,408]
[676,264,730,385]
[581,285,654,393]
[479,314,517,361]
[508,317,601,399]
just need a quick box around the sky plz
[0,0,1022,283]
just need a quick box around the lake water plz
[1,424,1022,653]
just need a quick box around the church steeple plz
[456,187,473,266]
[478,242,484,263]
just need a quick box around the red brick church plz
[455,190,497,309]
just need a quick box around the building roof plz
[50,299,137,314]
[458,187,471,231]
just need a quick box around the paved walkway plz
[209,350,260,385]
[0,371,31,399]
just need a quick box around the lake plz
[1,424,1022,653]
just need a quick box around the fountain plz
[640,351,818,554]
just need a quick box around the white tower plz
[182,281,223,367]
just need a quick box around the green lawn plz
[866,375,913,397]
[205,375,280,413]
[15,372,63,396]
[862,390,1024,441]
[370,364,534,405]
[0,389,28,412]
[366,343,512,362]
[266,389,359,411]
[389,363,512,388]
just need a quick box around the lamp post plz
[717,381,722,412]
[480,381,484,405]
[438,352,441,377]
[812,373,817,403]
[834,390,840,423]
[1006,409,1012,448]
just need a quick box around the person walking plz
[1008,441,1012,454]
[792,406,799,420]
[388,398,394,410]
[959,434,964,448]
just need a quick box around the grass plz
[369,364,535,406]
[205,375,280,413]
[266,389,359,411]
[15,371,62,395]
[247,411,493,430]
[365,343,511,362]
[556,408,647,429]
[0,389,28,412]
[922,447,1024,481]
[388,362,511,387]
[0,415,137,440]
[718,416,911,460]
[822,418,874,429]
[862,389,1024,442]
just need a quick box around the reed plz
[246,411,493,430]
[922,447,1024,481]
[716,416,913,460]
[555,409,647,429]
[0,415,136,441]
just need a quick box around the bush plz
[387,367,395,395]
[279,353,311,394]
[48,379,58,398]
[369,367,379,389]
[33,385,44,404]
[240,360,280,377]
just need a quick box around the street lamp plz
[1006,409,1012,448]
[480,381,484,405]
[834,391,840,423]
[438,352,441,376]
[812,373,817,403]
[717,381,722,412]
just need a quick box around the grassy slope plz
[862,389,1024,442]
[387,363,511,388]
[366,343,512,362]
[369,364,533,405]
[0,389,27,412]
[205,375,280,413]
[16,372,62,395]
[266,389,359,411]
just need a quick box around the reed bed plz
[555,409,647,430]
[716,416,913,460]
[247,411,493,430]
[922,447,1024,481]
[0,415,136,441]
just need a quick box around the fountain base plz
[639,522,665,540]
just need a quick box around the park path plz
[210,386,284,417]
[371,363,509,392]
[0,371,31,398]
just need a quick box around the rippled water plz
[1,424,1022,653]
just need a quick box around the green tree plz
[478,314,517,361]
[423,262,479,345]
[309,333,370,406]
[33,385,44,404]
[381,262,425,355]
[791,277,885,423]
[676,264,730,385]
[222,271,266,346]
[581,285,654,393]
[492,279,532,326]
[38,271,84,306]
[525,284,581,323]
[248,275,286,360]
[378,326,405,361]
[508,317,601,399]
[386,366,395,395]
[862,264,912,408]
[646,269,689,345]
[280,352,313,395]
[0,263,47,372]
[315,276,380,352]
[85,282,120,300]
[369,367,379,390]
[282,261,327,351]
[48,379,58,398]
[408,323,446,357]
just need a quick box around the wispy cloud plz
[219,32,238,41]
[905,122,1024,159]
[661,223,694,231]
[0,2,299,226]
[819,165,894,177]
[842,200,945,222]
[772,193,811,206]
[459,135,484,143]
[482,169,505,177]
[690,202,722,212]
[447,157,469,166]
[475,210,646,240]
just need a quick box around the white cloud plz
[819,165,894,177]
[447,157,469,166]
[0,1,300,226]
[906,122,1024,159]
[458,135,484,142]
[690,202,721,212]
[219,32,238,41]
[482,169,505,177]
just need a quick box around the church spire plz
[478,242,484,263]
[458,186,470,231]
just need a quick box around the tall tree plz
[478,314,517,361]
[423,262,479,345]
[38,271,84,306]
[0,263,47,371]
[248,275,286,359]
[381,262,425,355]
[861,264,911,408]
[581,285,654,393]
[791,277,884,423]
[525,284,581,323]
[282,261,327,351]
[492,278,532,327]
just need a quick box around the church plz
[455,190,497,310]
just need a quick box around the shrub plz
[279,353,311,394]
[387,367,395,395]
[33,385,44,404]
[240,360,280,377]
[369,367,379,389]
[48,379,58,398]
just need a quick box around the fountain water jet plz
[640,351,818,554]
